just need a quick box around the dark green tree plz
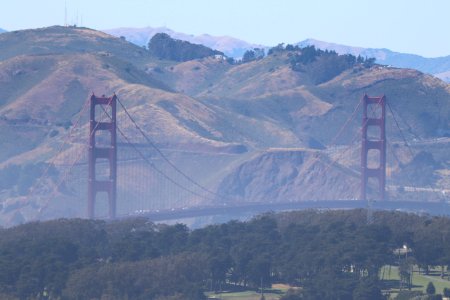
[398,258,414,290]
[444,288,450,297]
[363,57,376,67]
[242,50,256,62]
[267,43,285,55]
[285,44,295,51]
[426,282,436,295]
[148,33,223,61]
[280,288,303,300]
[298,45,318,64]
[352,278,385,300]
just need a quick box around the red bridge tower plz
[88,94,117,219]
[361,94,386,201]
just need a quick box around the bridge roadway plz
[126,199,450,222]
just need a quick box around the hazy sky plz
[1,0,449,57]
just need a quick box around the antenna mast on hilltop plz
[64,1,67,26]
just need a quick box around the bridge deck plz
[125,200,450,222]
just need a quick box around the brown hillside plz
[0,26,152,65]
[0,27,448,226]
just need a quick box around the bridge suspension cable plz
[386,100,445,201]
[30,91,447,220]
[386,141,420,191]
[99,104,217,202]
[329,96,363,146]
[386,101,415,158]
[116,97,229,201]
[28,98,90,206]
[320,108,372,177]
[37,97,110,216]
[296,96,364,183]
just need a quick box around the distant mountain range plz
[104,26,263,58]
[0,28,6,34]
[104,27,450,82]
[298,39,450,82]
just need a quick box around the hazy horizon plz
[1,0,450,58]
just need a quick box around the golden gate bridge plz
[26,93,449,221]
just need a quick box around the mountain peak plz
[297,38,375,57]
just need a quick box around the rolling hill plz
[104,26,450,82]
[298,38,450,82]
[104,26,262,58]
[0,26,448,226]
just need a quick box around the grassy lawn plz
[206,290,280,300]
[206,284,290,300]
[381,265,450,297]
[205,267,450,300]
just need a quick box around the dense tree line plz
[242,48,265,62]
[267,44,376,84]
[0,210,449,299]
[148,33,223,62]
